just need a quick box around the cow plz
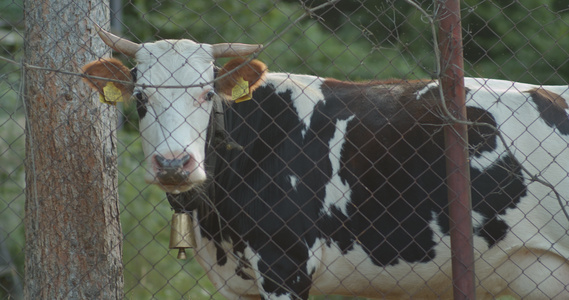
[82,26,569,299]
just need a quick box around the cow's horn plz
[95,24,140,57]
[212,43,263,58]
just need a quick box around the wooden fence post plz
[23,1,123,298]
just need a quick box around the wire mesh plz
[1,0,569,299]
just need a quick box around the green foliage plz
[0,0,23,25]
[120,0,569,84]
[461,0,569,84]
[121,0,431,80]
[281,0,569,84]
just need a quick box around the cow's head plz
[83,26,266,193]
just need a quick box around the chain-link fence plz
[2,0,569,299]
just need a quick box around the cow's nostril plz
[179,154,191,167]
[155,154,191,170]
[155,155,168,168]
[155,154,193,187]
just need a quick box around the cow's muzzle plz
[155,154,193,186]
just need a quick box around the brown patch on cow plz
[527,88,568,109]
[82,58,133,100]
[215,58,268,100]
[320,78,441,122]
[321,78,436,109]
[526,87,569,134]
[322,78,432,89]
[376,78,434,85]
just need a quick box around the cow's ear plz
[215,58,267,102]
[82,58,133,103]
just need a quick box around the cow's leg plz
[247,243,313,300]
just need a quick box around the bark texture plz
[24,1,123,299]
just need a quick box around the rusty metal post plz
[437,0,475,299]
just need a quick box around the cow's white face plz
[134,40,215,193]
[82,26,264,194]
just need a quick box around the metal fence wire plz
[1,0,569,299]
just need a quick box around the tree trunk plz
[23,1,123,299]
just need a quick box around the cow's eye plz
[205,91,216,102]
[134,91,148,119]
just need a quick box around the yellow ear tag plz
[232,77,251,103]
[99,82,124,105]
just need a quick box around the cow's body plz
[83,29,569,299]
[184,75,569,299]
